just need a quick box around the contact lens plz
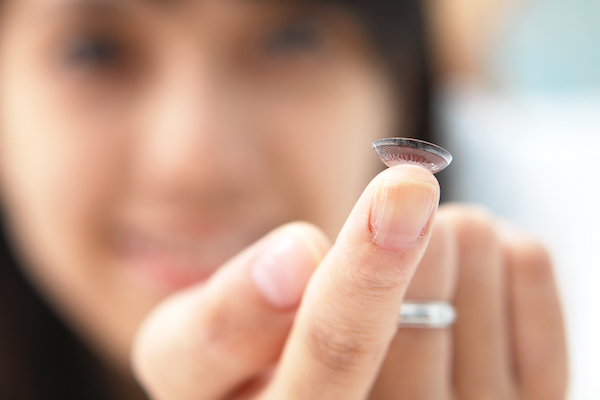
[371,138,452,174]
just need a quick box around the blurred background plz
[426,0,600,398]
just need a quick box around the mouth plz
[115,226,259,293]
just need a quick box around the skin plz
[0,0,567,399]
[0,0,393,371]
[424,0,523,80]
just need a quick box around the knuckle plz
[508,238,555,285]
[460,384,516,400]
[442,204,500,257]
[526,386,567,400]
[455,207,496,242]
[348,263,409,294]
[197,299,247,358]
[334,247,412,299]
[197,296,288,368]
[338,264,411,308]
[464,394,511,400]
[304,319,376,375]
[199,303,229,345]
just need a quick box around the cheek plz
[253,66,395,239]
[0,57,141,356]
[0,64,160,368]
[0,129,124,268]
[0,66,124,270]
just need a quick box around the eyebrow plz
[48,0,186,15]
[56,0,283,10]
[41,0,305,23]
[68,0,178,6]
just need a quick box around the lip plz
[119,238,215,292]
[116,231,243,293]
[114,221,271,294]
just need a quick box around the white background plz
[439,87,600,399]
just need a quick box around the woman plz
[0,0,566,399]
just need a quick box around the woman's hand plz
[370,204,567,399]
[131,165,567,400]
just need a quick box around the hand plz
[370,204,567,399]
[131,165,567,399]
[132,164,439,399]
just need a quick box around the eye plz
[263,17,324,55]
[64,35,124,68]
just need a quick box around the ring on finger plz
[399,301,456,329]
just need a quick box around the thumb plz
[132,222,330,400]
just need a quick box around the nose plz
[133,56,258,205]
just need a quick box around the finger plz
[445,205,517,399]
[499,224,568,399]
[370,213,458,399]
[404,211,458,299]
[263,165,440,400]
[131,222,330,400]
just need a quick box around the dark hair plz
[0,1,432,398]
[0,224,120,399]
[340,0,434,141]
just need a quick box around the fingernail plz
[370,180,438,252]
[250,230,321,310]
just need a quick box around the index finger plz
[263,165,440,400]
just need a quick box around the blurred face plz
[0,0,397,370]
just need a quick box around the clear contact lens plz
[371,138,452,174]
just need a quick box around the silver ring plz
[399,301,456,329]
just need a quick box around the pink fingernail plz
[370,180,437,252]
